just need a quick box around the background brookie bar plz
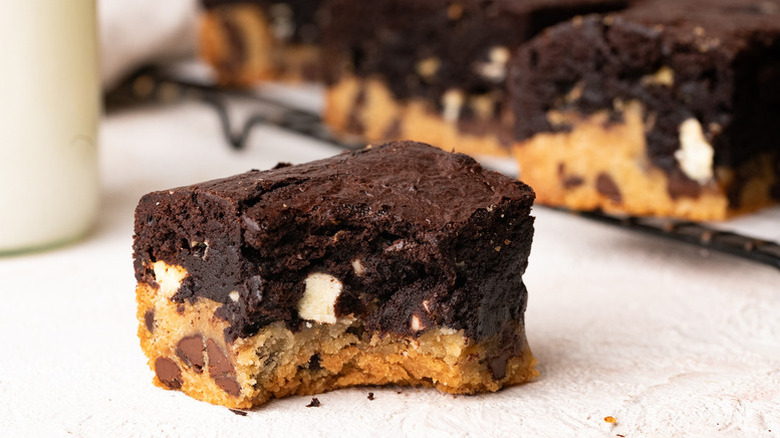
[320,0,631,157]
[510,0,780,220]
[200,0,324,84]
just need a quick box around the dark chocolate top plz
[321,0,629,118]
[134,142,535,344]
[511,0,780,201]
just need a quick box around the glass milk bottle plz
[0,1,100,253]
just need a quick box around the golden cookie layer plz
[325,76,512,158]
[512,101,777,221]
[200,4,320,86]
[137,263,537,408]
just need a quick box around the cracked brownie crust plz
[134,141,537,407]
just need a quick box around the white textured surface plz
[1,101,779,437]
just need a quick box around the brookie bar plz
[320,0,630,157]
[133,141,537,408]
[200,0,324,85]
[510,0,780,220]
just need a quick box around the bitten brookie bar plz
[133,141,537,408]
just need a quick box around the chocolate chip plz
[144,309,155,332]
[176,335,205,373]
[306,397,321,407]
[367,392,375,401]
[206,338,234,376]
[301,61,320,82]
[345,86,367,134]
[487,352,510,380]
[667,169,703,200]
[596,172,622,203]
[383,118,402,140]
[308,354,321,371]
[562,175,585,189]
[214,376,241,397]
[155,357,182,389]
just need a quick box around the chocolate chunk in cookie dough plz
[134,141,537,408]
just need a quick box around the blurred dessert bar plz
[134,141,537,408]
[510,0,780,220]
[320,0,629,157]
[200,0,324,85]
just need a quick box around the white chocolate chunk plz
[229,291,240,302]
[297,273,342,324]
[351,259,365,276]
[152,261,188,299]
[641,66,674,87]
[416,57,440,78]
[442,89,464,123]
[676,118,714,184]
[410,315,424,332]
[474,46,510,81]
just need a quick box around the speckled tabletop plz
[1,92,778,437]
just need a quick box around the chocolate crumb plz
[229,409,248,416]
[367,392,375,400]
[306,397,321,407]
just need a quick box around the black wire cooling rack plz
[107,66,780,271]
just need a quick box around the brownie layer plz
[511,0,780,204]
[133,142,535,345]
[320,0,630,146]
